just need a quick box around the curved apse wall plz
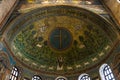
[3,5,119,77]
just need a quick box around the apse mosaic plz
[49,27,73,51]
[5,5,117,74]
[13,15,111,71]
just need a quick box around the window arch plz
[55,76,67,80]
[9,66,19,80]
[99,63,115,80]
[56,78,66,80]
[78,73,90,80]
[32,75,42,80]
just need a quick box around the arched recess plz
[78,73,90,80]
[99,63,115,80]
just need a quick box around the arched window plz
[99,63,115,80]
[55,76,67,80]
[78,73,90,80]
[57,78,66,80]
[9,66,19,80]
[32,75,42,80]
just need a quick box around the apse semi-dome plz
[4,5,117,76]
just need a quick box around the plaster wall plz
[102,0,120,25]
[0,0,18,30]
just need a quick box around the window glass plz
[78,73,90,80]
[99,63,115,80]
